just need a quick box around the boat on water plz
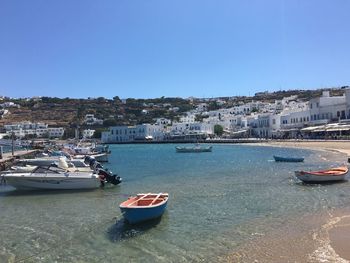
[74,152,109,162]
[119,193,169,224]
[1,157,122,190]
[273,155,304,162]
[175,145,212,153]
[16,157,92,172]
[1,166,102,190]
[295,166,348,183]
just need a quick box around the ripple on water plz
[0,144,349,262]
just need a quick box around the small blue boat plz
[273,155,304,162]
[119,193,169,224]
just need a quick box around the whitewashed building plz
[179,113,196,123]
[170,122,213,137]
[309,90,347,124]
[4,122,64,138]
[101,124,165,143]
[84,114,103,126]
[82,129,95,138]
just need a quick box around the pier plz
[0,150,39,171]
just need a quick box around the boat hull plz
[295,171,347,183]
[120,193,168,224]
[120,202,167,224]
[175,146,212,153]
[274,155,304,162]
[3,175,101,190]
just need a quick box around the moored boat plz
[295,166,348,183]
[119,193,169,224]
[1,157,122,190]
[175,145,212,153]
[273,155,304,162]
[1,166,102,190]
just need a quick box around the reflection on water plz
[107,216,164,242]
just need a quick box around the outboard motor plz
[98,169,122,187]
[84,156,90,165]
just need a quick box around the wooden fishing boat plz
[295,166,348,183]
[175,145,212,153]
[119,193,169,224]
[273,155,304,162]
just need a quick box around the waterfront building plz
[4,121,64,138]
[309,90,347,124]
[170,122,213,138]
[101,124,164,143]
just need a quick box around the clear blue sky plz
[0,0,349,99]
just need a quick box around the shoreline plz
[232,140,350,262]
[254,140,350,156]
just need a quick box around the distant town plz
[1,86,350,143]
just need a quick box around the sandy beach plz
[262,139,350,156]
[233,140,350,262]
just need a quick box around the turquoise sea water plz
[0,144,349,262]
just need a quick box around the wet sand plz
[226,210,350,263]
[231,140,350,262]
[262,140,350,156]
[267,140,350,262]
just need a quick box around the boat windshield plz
[32,166,66,174]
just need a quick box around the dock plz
[0,150,39,171]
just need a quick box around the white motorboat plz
[2,157,122,190]
[74,152,109,162]
[1,165,101,190]
[16,157,92,172]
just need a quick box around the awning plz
[310,125,350,132]
[231,130,248,134]
[301,126,323,131]
[325,127,350,132]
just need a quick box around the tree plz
[93,128,108,139]
[214,124,224,137]
[103,119,117,127]
[113,96,121,104]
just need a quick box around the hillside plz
[0,87,348,132]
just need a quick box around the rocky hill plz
[0,87,348,131]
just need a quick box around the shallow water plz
[0,144,349,262]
